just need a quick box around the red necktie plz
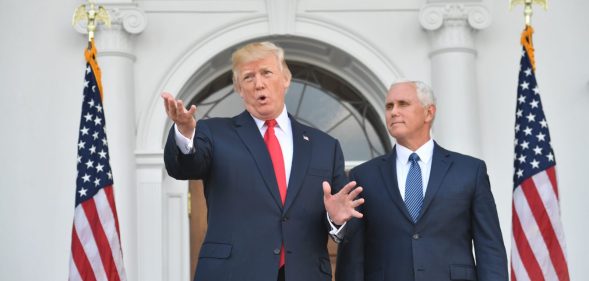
[264,119,287,268]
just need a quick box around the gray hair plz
[390,79,436,107]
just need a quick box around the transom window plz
[189,62,391,162]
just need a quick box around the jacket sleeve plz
[472,161,509,281]
[163,120,213,180]
[335,169,365,281]
[324,139,349,233]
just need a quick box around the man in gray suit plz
[336,80,507,281]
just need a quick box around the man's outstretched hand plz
[161,92,197,138]
[323,181,364,225]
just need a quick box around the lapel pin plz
[303,135,309,141]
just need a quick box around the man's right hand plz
[161,92,197,139]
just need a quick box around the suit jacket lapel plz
[379,148,414,222]
[418,142,452,220]
[284,116,311,213]
[233,111,283,209]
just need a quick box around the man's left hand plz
[323,181,364,225]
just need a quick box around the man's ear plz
[425,104,436,122]
[283,75,291,89]
[234,84,243,98]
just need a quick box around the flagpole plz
[509,0,548,26]
[72,0,111,49]
[509,0,547,75]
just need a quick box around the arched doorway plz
[135,18,403,278]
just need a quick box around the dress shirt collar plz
[251,105,290,132]
[395,138,434,165]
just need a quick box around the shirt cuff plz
[174,124,196,154]
[327,213,347,243]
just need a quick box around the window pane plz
[190,62,390,162]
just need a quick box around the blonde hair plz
[231,41,292,90]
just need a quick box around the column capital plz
[73,3,147,58]
[419,2,491,55]
[419,2,491,31]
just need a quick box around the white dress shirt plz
[395,139,434,200]
[251,106,293,186]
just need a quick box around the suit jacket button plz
[282,216,288,222]
[412,234,420,240]
[273,248,281,255]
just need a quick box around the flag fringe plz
[84,40,104,99]
[521,26,536,72]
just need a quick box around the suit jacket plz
[336,142,507,281]
[164,110,347,281]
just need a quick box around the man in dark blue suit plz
[336,81,508,281]
[162,42,364,281]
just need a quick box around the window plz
[189,61,391,162]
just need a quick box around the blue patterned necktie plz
[405,153,423,223]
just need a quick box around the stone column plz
[74,4,147,281]
[419,1,491,157]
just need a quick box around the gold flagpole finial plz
[72,1,111,44]
[510,0,547,26]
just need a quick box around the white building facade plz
[1,0,588,280]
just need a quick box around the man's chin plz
[388,128,404,139]
[251,108,280,120]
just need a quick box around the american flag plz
[511,27,569,281]
[69,42,127,281]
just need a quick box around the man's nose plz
[390,106,399,116]
[254,75,264,89]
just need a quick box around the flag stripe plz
[69,250,84,281]
[546,166,558,198]
[74,204,108,281]
[530,172,567,249]
[510,264,517,281]
[81,197,120,281]
[518,179,558,280]
[104,185,122,238]
[512,198,545,281]
[95,187,127,280]
[530,172,569,280]
[71,226,97,281]
[511,235,530,281]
